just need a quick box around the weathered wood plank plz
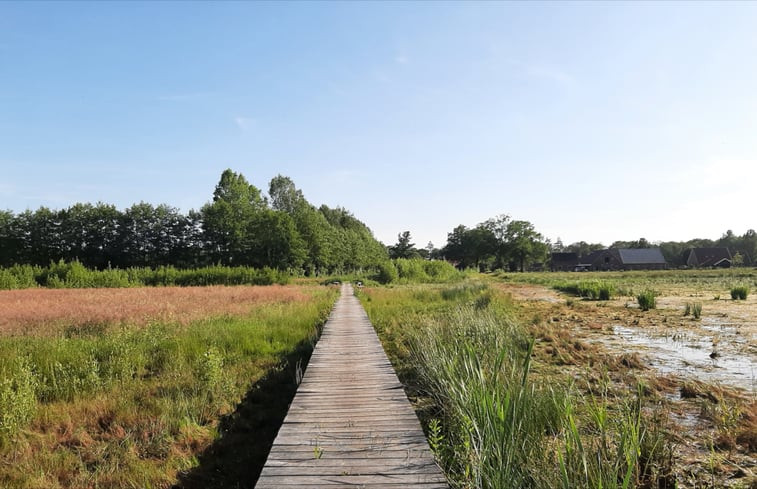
[255,283,448,488]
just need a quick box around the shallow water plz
[609,320,756,394]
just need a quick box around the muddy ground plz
[496,282,756,488]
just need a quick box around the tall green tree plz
[269,175,332,274]
[388,231,421,259]
[504,220,548,272]
[0,210,22,266]
[201,169,266,265]
[245,210,306,269]
[442,224,497,270]
[738,229,757,265]
[59,202,121,268]
[269,175,306,215]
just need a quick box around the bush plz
[0,270,18,290]
[730,286,749,300]
[394,258,428,283]
[637,290,657,311]
[0,261,293,289]
[375,261,398,284]
[422,260,462,282]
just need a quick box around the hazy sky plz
[1,1,755,248]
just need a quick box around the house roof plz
[618,248,666,265]
[689,247,732,267]
[581,250,605,263]
[550,252,578,263]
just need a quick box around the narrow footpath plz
[255,283,448,488]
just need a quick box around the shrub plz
[0,261,294,289]
[0,270,18,290]
[375,261,398,284]
[422,260,462,282]
[730,286,749,300]
[637,290,657,311]
[394,258,428,283]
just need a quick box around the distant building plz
[550,252,579,271]
[580,248,667,271]
[684,248,732,268]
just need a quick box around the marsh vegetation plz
[360,271,756,488]
[0,284,337,488]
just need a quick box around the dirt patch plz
[493,282,562,303]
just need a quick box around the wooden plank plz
[256,473,447,485]
[255,283,448,488]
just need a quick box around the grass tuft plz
[636,290,657,311]
[730,285,749,300]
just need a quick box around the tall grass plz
[683,302,702,319]
[636,290,657,311]
[552,280,617,300]
[0,286,337,487]
[361,283,674,489]
[730,285,749,300]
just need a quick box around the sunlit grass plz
[0,284,337,488]
[359,283,674,489]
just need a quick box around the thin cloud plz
[395,54,410,65]
[234,116,256,131]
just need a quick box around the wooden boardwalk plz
[255,283,448,489]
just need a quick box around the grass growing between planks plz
[0,284,338,489]
[359,282,675,489]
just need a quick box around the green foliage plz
[372,259,464,285]
[637,290,657,311]
[730,285,749,300]
[553,280,615,300]
[0,170,388,275]
[388,231,422,259]
[375,261,398,284]
[443,215,549,272]
[361,283,674,489]
[0,265,39,290]
[0,261,292,289]
[0,360,37,441]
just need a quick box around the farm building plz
[580,248,667,271]
[684,247,732,268]
[550,252,579,271]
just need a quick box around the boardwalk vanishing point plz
[255,283,448,488]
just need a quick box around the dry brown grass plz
[0,285,309,337]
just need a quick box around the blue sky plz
[1,1,756,249]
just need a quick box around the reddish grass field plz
[0,285,310,337]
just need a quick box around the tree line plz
[389,217,757,273]
[388,214,550,272]
[0,169,388,274]
[553,229,757,267]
